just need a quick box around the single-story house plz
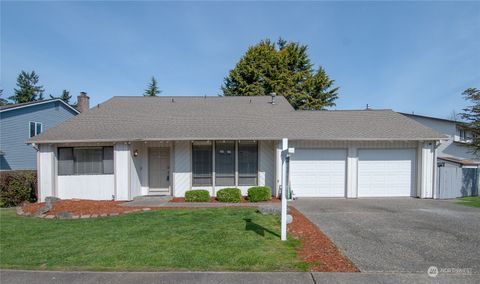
[28,95,445,202]
[0,96,83,170]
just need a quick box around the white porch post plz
[281,138,288,241]
[38,144,55,202]
[275,141,282,197]
[114,143,131,200]
[419,141,435,199]
[346,146,358,198]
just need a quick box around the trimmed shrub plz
[216,188,241,203]
[247,186,272,202]
[0,171,37,207]
[185,189,210,202]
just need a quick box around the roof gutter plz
[27,137,447,144]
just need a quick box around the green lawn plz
[455,196,480,208]
[0,208,308,271]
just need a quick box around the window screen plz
[215,141,235,186]
[58,146,113,175]
[74,148,103,175]
[103,147,114,174]
[36,123,42,135]
[58,147,74,175]
[192,142,212,186]
[238,141,258,186]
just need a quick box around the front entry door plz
[148,147,170,192]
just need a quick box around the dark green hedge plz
[185,189,210,202]
[0,171,37,207]
[247,186,272,202]
[216,188,241,203]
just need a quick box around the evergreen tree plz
[222,39,339,110]
[9,71,45,103]
[460,87,480,156]
[144,77,161,96]
[0,89,10,106]
[50,89,72,104]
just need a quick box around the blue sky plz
[1,1,479,118]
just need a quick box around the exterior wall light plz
[133,149,139,157]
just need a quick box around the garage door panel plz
[290,149,346,197]
[358,149,416,197]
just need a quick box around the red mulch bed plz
[22,200,145,216]
[170,197,281,203]
[288,206,359,272]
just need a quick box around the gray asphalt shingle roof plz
[27,96,445,143]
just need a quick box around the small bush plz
[216,188,241,203]
[185,189,210,202]
[247,186,272,202]
[0,171,37,207]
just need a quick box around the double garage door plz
[290,148,416,197]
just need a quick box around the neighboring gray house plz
[28,95,445,202]
[0,95,87,170]
[400,113,479,167]
[401,113,479,198]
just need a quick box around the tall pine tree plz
[222,39,338,110]
[144,77,162,96]
[9,71,45,103]
[50,89,72,104]
[0,89,10,106]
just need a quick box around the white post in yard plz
[281,138,288,241]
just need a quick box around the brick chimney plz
[77,92,90,113]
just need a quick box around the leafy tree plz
[144,77,162,96]
[50,89,72,104]
[222,39,339,110]
[460,88,480,155]
[9,71,45,103]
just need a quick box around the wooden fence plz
[437,167,479,199]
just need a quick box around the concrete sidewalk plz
[1,270,478,284]
[121,195,281,208]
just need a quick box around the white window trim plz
[57,146,114,176]
[192,140,259,187]
[28,121,43,137]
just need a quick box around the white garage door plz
[358,149,416,197]
[290,149,346,197]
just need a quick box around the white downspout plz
[433,140,441,199]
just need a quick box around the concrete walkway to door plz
[292,198,480,274]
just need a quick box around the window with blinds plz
[58,146,114,175]
[215,141,235,186]
[238,141,258,186]
[192,141,258,187]
[192,142,213,186]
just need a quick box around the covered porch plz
[37,140,279,201]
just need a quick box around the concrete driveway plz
[292,198,480,274]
